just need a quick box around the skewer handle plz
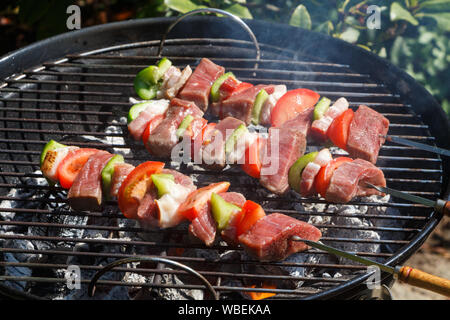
[443,201,450,217]
[436,199,450,217]
[397,266,450,298]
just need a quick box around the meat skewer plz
[40,142,323,261]
[128,58,390,193]
[40,143,386,218]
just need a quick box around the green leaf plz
[339,27,360,43]
[357,44,371,51]
[390,2,419,25]
[338,0,350,13]
[289,4,312,29]
[18,0,52,24]
[441,99,450,118]
[421,13,450,31]
[418,0,450,12]
[164,0,204,14]
[315,20,334,35]
[224,4,253,19]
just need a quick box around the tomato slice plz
[185,118,207,140]
[200,122,217,146]
[177,181,230,221]
[232,82,253,94]
[117,161,165,219]
[241,136,264,179]
[270,88,320,127]
[314,157,352,198]
[218,76,240,100]
[220,79,253,97]
[327,108,354,150]
[142,114,164,153]
[57,148,99,189]
[236,200,266,237]
[191,122,217,163]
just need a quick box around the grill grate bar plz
[0,248,393,262]
[1,97,407,107]
[65,53,354,68]
[0,128,124,137]
[0,276,327,297]
[24,68,371,80]
[0,262,350,283]
[0,97,130,107]
[0,107,120,116]
[0,194,435,209]
[0,171,440,186]
[0,88,124,96]
[0,153,441,165]
[0,118,126,127]
[0,221,415,243]
[0,206,430,222]
[0,138,440,149]
[0,158,440,169]
[0,180,442,198]
[5,78,384,90]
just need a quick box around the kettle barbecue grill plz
[0,11,448,300]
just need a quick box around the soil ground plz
[390,215,449,300]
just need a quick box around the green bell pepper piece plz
[313,97,332,121]
[251,89,269,125]
[134,76,158,100]
[210,192,241,230]
[133,58,172,100]
[40,140,67,166]
[156,57,172,79]
[127,101,156,124]
[225,124,248,156]
[176,114,194,140]
[288,151,319,193]
[151,173,175,198]
[101,154,125,199]
[210,72,235,102]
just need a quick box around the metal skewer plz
[382,134,450,157]
[366,183,449,217]
[291,236,450,297]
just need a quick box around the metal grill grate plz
[0,32,444,300]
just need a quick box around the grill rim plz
[0,16,448,300]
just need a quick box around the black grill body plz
[0,16,448,300]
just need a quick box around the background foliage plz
[0,0,449,117]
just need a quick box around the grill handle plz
[88,257,219,300]
[396,266,450,298]
[158,8,261,69]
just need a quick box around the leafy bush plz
[1,0,449,117]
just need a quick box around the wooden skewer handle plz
[398,266,450,298]
[436,199,450,217]
[443,201,450,217]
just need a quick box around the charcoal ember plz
[241,251,298,290]
[366,194,405,252]
[62,279,131,300]
[3,238,36,291]
[152,271,204,300]
[0,176,47,233]
[324,204,381,265]
[178,247,221,287]
[282,253,324,287]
